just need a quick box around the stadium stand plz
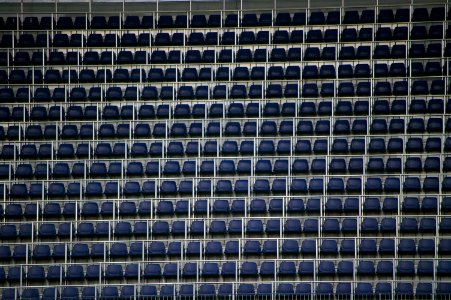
[0,0,450,298]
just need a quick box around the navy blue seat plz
[304,29,322,43]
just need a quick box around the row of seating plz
[3,25,450,49]
[1,238,450,264]
[2,6,450,31]
[1,175,450,198]
[3,43,451,68]
[2,215,450,238]
[2,155,449,180]
[1,195,446,219]
[3,281,451,300]
[3,63,450,86]
[1,137,450,161]
[3,120,451,145]
[0,99,448,123]
[2,236,451,259]
[1,195,448,217]
[1,83,449,106]
[0,196,444,219]
[4,117,451,140]
[3,259,451,284]
[1,222,450,244]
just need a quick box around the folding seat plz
[185,141,202,156]
[412,282,433,300]
[335,81,354,97]
[418,216,437,234]
[9,73,28,92]
[327,139,347,156]
[337,45,355,61]
[394,283,415,299]
[304,10,325,25]
[430,79,445,95]
[338,27,357,43]
[265,65,284,81]
[336,64,354,79]
[326,157,347,175]
[375,260,394,278]
[427,6,445,21]
[16,33,36,48]
[355,261,377,278]
[375,27,393,41]
[424,61,443,77]
[393,77,409,96]
[325,177,343,193]
[152,32,172,46]
[439,217,451,234]
[29,50,46,66]
[317,261,335,278]
[402,176,421,193]
[236,12,259,27]
[0,223,18,241]
[164,49,182,64]
[86,32,106,47]
[371,62,390,78]
[332,260,353,279]
[0,164,12,180]
[20,288,41,300]
[396,238,417,256]
[301,46,320,61]
[374,9,393,24]
[436,260,451,278]
[435,283,451,299]
[143,242,166,258]
[143,54,165,70]
[23,124,44,141]
[217,31,235,47]
[146,68,166,84]
[370,119,390,135]
[426,43,442,57]
[0,30,16,49]
[387,7,407,22]
[387,62,407,78]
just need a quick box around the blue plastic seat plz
[336,260,354,277]
[236,283,254,298]
[273,12,291,26]
[320,239,338,254]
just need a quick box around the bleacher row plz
[0,6,450,30]
[2,25,451,49]
[0,81,449,104]
[1,117,451,142]
[1,195,450,217]
[0,153,450,178]
[1,66,451,92]
[3,60,451,83]
[0,175,450,196]
[0,97,449,118]
[3,45,451,71]
[2,259,451,284]
[2,281,451,300]
[2,235,451,258]
[0,1,451,298]
[2,215,451,237]
[1,135,451,157]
